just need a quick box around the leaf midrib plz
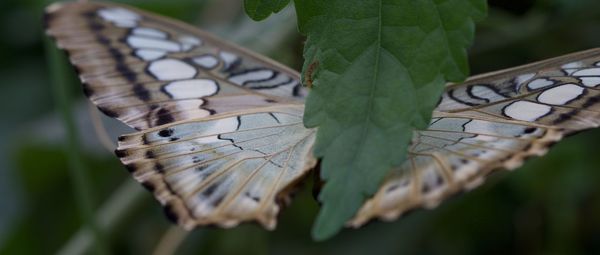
[352,0,384,174]
[428,0,456,76]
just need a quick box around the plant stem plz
[152,226,190,255]
[45,38,109,255]
[57,179,146,255]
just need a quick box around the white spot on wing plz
[470,85,505,101]
[98,7,140,23]
[219,51,239,70]
[580,77,600,87]
[163,79,218,99]
[132,27,167,38]
[199,117,240,143]
[572,67,600,76]
[148,59,196,80]
[516,73,535,84]
[229,69,275,85]
[192,55,219,69]
[562,61,583,75]
[127,36,180,52]
[514,73,535,91]
[114,20,137,28]
[135,49,167,61]
[179,35,202,51]
[538,84,584,105]
[504,101,551,121]
[527,78,555,90]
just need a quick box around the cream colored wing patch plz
[351,49,600,227]
[116,105,316,229]
[45,2,306,130]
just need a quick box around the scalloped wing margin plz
[44,1,306,130]
[116,105,316,229]
[351,49,600,227]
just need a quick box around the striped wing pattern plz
[351,49,600,226]
[116,105,315,229]
[45,2,600,231]
[45,2,306,131]
[45,2,316,230]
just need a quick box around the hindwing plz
[351,49,600,226]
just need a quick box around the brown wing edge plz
[43,1,306,131]
[113,114,318,230]
[348,47,600,227]
[43,1,302,82]
[450,47,600,88]
[348,126,566,227]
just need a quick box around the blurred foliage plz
[1,0,600,254]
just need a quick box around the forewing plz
[116,105,316,229]
[351,49,600,226]
[45,2,306,130]
[45,2,316,230]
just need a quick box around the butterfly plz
[45,1,600,232]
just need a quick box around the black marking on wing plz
[158,128,174,137]
[145,150,155,159]
[218,117,243,150]
[583,95,600,107]
[245,192,260,202]
[202,182,220,197]
[448,89,478,106]
[98,106,120,118]
[223,56,242,72]
[95,33,139,82]
[154,162,165,173]
[133,83,151,101]
[89,19,104,31]
[553,109,580,125]
[524,127,537,134]
[466,85,490,103]
[429,117,443,126]
[141,181,156,192]
[155,108,175,126]
[460,119,473,132]
[292,82,302,97]
[211,193,227,207]
[115,149,127,158]
[228,68,277,85]
[235,116,242,130]
[268,113,281,124]
[163,203,179,224]
[247,77,295,90]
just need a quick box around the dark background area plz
[1,0,600,254]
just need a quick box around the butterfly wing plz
[116,105,315,229]
[45,2,317,229]
[47,1,600,231]
[45,1,306,130]
[351,49,600,226]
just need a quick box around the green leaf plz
[294,0,487,240]
[244,0,290,21]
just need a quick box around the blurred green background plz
[1,0,600,254]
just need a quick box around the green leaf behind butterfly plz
[244,0,290,21]
[294,0,487,240]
